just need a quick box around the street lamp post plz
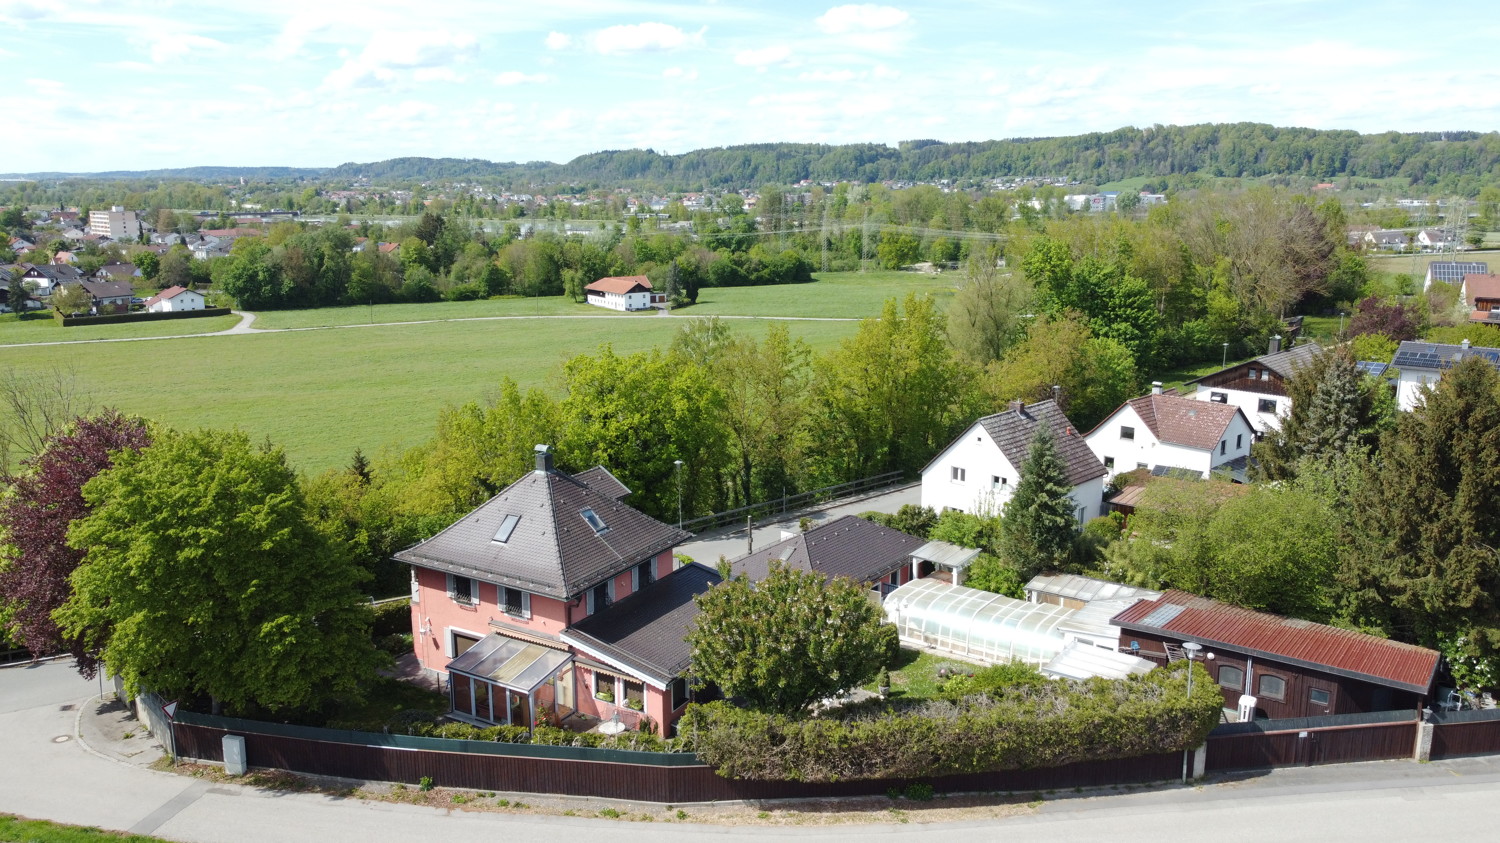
[1339,311,1347,337]
[1181,641,1203,784]
[673,459,684,528]
[1221,342,1229,368]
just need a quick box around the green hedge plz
[678,661,1223,781]
[397,718,678,752]
[371,598,411,638]
[53,306,231,327]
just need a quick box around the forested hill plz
[324,124,1500,192]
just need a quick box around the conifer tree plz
[1340,356,1500,664]
[1253,347,1390,481]
[1001,424,1078,578]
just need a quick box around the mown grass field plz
[0,313,241,345]
[5,313,864,475]
[250,270,957,330]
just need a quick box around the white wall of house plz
[1396,369,1440,412]
[1085,405,1254,480]
[585,290,652,311]
[921,420,1105,523]
[149,290,205,313]
[1192,385,1286,433]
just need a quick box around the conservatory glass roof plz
[883,578,1076,666]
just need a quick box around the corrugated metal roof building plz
[1111,591,1440,720]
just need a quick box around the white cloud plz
[415,67,465,83]
[323,30,477,90]
[662,66,699,81]
[799,68,858,82]
[146,32,226,64]
[815,4,910,34]
[593,22,702,55]
[734,45,791,70]
[545,31,572,50]
[494,71,549,86]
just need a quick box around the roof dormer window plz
[491,513,520,543]
[580,508,609,535]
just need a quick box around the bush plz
[860,504,938,538]
[376,632,413,657]
[679,661,1223,781]
[371,599,412,638]
[406,721,532,742]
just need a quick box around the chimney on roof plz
[1051,384,1061,404]
[1151,381,1163,395]
[534,444,554,473]
[1009,399,1024,413]
[1269,334,1282,355]
[1462,338,1472,350]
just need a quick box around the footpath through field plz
[0,309,859,349]
[5,659,1500,842]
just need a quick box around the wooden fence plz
[167,705,1500,801]
[172,714,1179,802]
[1431,708,1500,760]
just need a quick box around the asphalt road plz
[5,659,1500,841]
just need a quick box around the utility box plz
[222,735,247,776]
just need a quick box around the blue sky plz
[3,0,1497,172]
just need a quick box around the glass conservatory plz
[883,578,1075,665]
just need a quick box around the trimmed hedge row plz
[679,661,1223,781]
[53,306,231,327]
[399,717,680,752]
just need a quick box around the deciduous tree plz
[687,562,895,715]
[0,411,149,665]
[57,428,383,711]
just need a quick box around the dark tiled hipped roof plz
[562,564,721,685]
[1255,342,1322,379]
[1111,591,1440,694]
[572,466,632,500]
[730,514,921,584]
[394,466,690,599]
[974,399,1105,487]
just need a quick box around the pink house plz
[395,445,710,735]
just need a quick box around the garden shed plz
[883,579,1075,666]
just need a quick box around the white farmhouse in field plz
[1084,386,1255,482]
[1183,338,1320,433]
[584,275,662,311]
[921,398,1107,525]
[143,285,206,313]
[1391,340,1500,411]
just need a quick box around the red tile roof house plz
[143,285,206,313]
[1461,273,1500,324]
[584,275,665,311]
[1084,386,1256,483]
[1112,591,1439,720]
[394,446,709,735]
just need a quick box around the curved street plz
[4,659,1500,842]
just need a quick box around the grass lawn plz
[326,676,449,731]
[871,648,973,700]
[1365,249,1500,278]
[0,313,241,345]
[251,270,956,330]
[0,814,170,842]
[4,317,861,474]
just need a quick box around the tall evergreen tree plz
[1001,425,1078,578]
[1253,347,1391,481]
[1340,356,1500,664]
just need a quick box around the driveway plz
[676,482,922,566]
[6,659,1500,842]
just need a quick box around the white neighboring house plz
[143,285,206,313]
[584,275,662,311]
[1391,339,1500,411]
[920,398,1107,525]
[1183,338,1320,433]
[1084,386,1256,482]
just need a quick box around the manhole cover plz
[52,735,71,743]
[59,704,74,711]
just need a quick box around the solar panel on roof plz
[1355,361,1389,377]
[1139,603,1186,628]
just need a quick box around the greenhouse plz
[883,578,1078,666]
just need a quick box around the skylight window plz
[492,513,520,543]
[580,508,609,534]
